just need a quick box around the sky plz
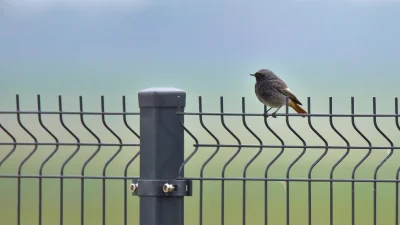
[1,0,400,111]
[2,0,400,62]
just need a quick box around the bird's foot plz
[271,112,277,118]
[263,111,269,119]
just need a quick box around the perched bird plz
[249,69,307,118]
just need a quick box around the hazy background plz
[1,0,400,225]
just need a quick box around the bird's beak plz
[249,74,255,76]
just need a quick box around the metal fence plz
[0,87,400,225]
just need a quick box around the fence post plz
[132,87,191,225]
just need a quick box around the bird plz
[249,69,307,118]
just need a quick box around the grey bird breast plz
[255,77,289,108]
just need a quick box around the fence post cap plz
[138,87,186,108]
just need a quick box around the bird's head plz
[249,69,274,81]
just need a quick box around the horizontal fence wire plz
[176,96,400,225]
[0,95,140,225]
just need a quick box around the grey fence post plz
[131,87,191,225]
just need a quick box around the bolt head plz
[129,183,138,192]
[163,183,175,193]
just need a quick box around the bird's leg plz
[264,107,273,118]
[271,106,282,118]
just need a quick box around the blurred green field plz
[1,100,399,225]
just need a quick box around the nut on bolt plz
[163,183,175,193]
[129,183,138,192]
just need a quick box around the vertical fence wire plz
[328,97,350,225]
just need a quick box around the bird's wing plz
[269,77,303,105]
[277,87,303,105]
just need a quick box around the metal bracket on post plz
[129,179,192,197]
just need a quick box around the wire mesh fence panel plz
[1,90,399,225]
[177,96,400,225]
[0,95,141,225]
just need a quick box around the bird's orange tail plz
[288,101,307,118]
